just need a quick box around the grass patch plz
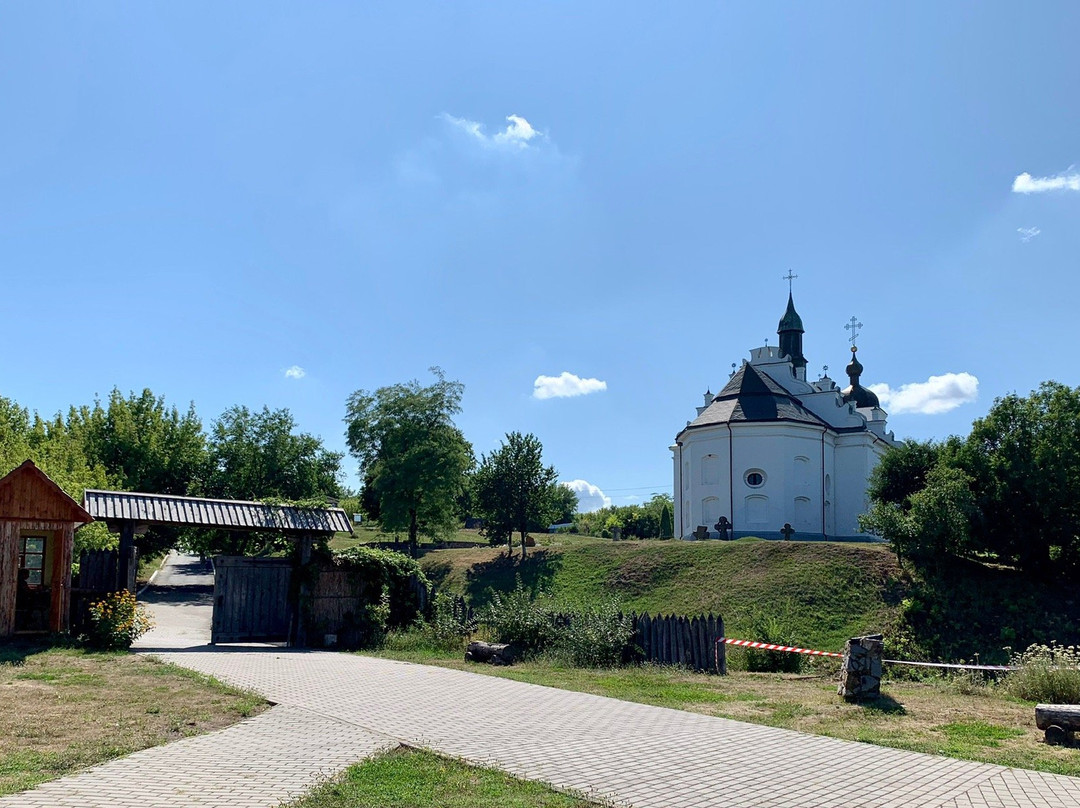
[365,649,1080,777]
[285,746,598,808]
[331,525,490,553]
[418,538,906,653]
[0,642,267,795]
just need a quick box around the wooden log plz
[1035,704,1080,731]
[465,641,516,666]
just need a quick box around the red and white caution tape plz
[717,637,1017,672]
[720,638,843,658]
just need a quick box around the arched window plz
[702,455,720,485]
[702,497,720,526]
[794,496,813,530]
[745,495,768,524]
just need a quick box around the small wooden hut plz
[0,460,94,637]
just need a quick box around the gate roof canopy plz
[82,489,352,536]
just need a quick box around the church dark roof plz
[777,293,804,333]
[840,347,880,409]
[681,363,827,433]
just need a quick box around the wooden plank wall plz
[0,522,20,636]
[211,557,293,644]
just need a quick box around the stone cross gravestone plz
[693,525,709,541]
[715,516,733,540]
[780,523,795,541]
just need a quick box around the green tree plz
[345,369,473,558]
[473,432,559,559]
[659,502,674,538]
[866,438,942,507]
[961,382,1080,576]
[191,405,343,556]
[550,483,579,525]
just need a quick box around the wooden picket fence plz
[441,595,726,674]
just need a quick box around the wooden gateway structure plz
[0,461,94,637]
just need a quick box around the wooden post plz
[49,523,74,633]
[292,534,314,648]
[117,522,136,593]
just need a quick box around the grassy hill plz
[420,536,907,654]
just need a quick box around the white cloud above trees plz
[1012,170,1080,193]
[533,372,607,399]
[869,372,978,415]
[284,365,306,379]
[562,479,611,512]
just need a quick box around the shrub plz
[479,580,557,655]
[548,598,633,667]
[87,590,154,650]
[742,602,804,673]
[1002,642,1080,703]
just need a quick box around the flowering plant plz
[87,590,154,650]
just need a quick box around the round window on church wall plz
[745,470,766,488]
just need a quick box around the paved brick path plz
[4,553,1080,807]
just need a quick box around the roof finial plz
[783,270,798,294]
[844,316,863,348]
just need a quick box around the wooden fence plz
[70,547,137,633]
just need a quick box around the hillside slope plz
[420,538,907,653]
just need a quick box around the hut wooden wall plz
[0,522,19,636]
[0,520,73,636]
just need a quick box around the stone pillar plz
[837,634,884,701]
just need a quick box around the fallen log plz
[465,641,516,666]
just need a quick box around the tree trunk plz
[519,529,527,560]
[408,509,419,558]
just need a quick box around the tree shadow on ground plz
[464,550,563,607]
[0,638,86,666]
[854,693,907,715]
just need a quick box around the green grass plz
[420,537,906,653]
[285,747,599,808]
[331,525,490,552]
[1,642,266,795]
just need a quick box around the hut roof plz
[0,460,94,524]
[82,490,352,535]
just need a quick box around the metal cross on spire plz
[844,316,863,347]
[783,270,798,293]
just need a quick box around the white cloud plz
[533,371,607,400]
[284,365,306,379]
[442,113,543,150]
[869,372,978,415]
[1012,170,1080,194]
[562,480,611,512]
[1017,226,1041,242]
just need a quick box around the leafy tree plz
[473,432,559,559]
[866,439,942,508]
[188,405,343,556]
[960,382,1080,576]
[72,388,207,495]
[659,502,674,538]
[345,369,474,557]
[550,483,579,525]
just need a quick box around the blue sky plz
[2,4,1078,510]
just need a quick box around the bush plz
[479,580,557,655]
[742,602,804,673]
[1002,643,1080,703]
[86,590,153,650]
[548,599,633,667]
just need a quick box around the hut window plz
[19,536,46,586]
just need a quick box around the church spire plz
[777,280,807,376]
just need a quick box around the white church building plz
[671,292,897,541]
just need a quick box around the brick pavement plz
[4,553,1080,807]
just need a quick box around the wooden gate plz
[211,557,293,644]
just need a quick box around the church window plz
[702,497,720,525]
[702,455,720,485]
[745,495,768,524]
[744,470,765,488]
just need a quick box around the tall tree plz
[473,432,559,560]
[345,369,473,557]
